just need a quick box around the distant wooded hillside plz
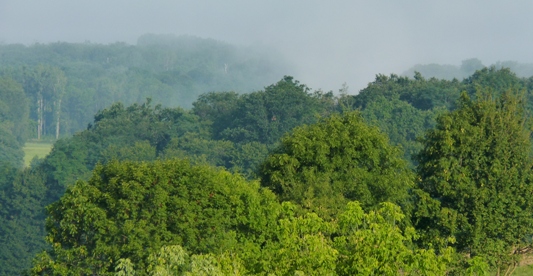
[403,58,533,80]
[0,34,290,140]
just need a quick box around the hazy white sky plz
[2,0,533,92]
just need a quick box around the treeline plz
[0,34,288,166]
[403,57,533,80]
[0,76,336,275]
[2,58,533,273]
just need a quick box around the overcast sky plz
[2,0,533,93]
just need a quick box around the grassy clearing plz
[513,265,533,275]
[23,142,53,167]
[513,258,533,276]
[491,265,533,276]
[489,255,533,276]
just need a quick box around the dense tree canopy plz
[0,77,30,167]
[194,76,336,145]
[260,111,414,219]
[413,91,533,271]
[31,157,455,275]
[0,164,47,275]
[31,159,281,275]
[0,76,30,143]
[0,35,289,140]
[360,94,439,164]
[2,42,533,274]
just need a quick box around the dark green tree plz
[352,73,462,112]
[0,76,29,167]
[414,91,533,271]
[0,164,47,275]
[361,94,440,165]
[160,134,235,169]
[0,76,30,144]
[464,67,524,96]
[191,91,240,139]
[0,126,24,168]
[220,76,335,145]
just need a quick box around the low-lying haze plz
[2,0,533,93]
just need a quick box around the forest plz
[2,35,533,275]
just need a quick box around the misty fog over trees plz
[3,33,533,275]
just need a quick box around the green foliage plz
[229,142,269,178]
[0,125,24,168]
[89,100,200,155]
[19,65,67,140]
[115,201,454,276]
[260,202,338,275]
[345,72,464,167]
[0,35,289,137]
[464,67,524,95]
[0,76,29,167]
[145,245,188,275]
[0,164,47,275]
[361,94,441,164]
[115,245,247,276]
[208,76,335,145]
[334,202,454,275]
[29,76,337,190]
[192,91,240,139]
[36,100,210,203]
[5,61,533,275]
[31,159,280,275]
[260,111,414,219]
[39,138,92,204]
[161,137,269,179]
[414,91,533,270]
[352,73,461,111]
[0,76,30,144]
[160,134,234,168]
[115,258,137,276]
[101,140,157,163]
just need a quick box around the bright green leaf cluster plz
[260,111,414,218]
[31,159,281,275]
[114,201,454,276]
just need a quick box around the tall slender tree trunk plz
[37,95,43,140]
[41,97,45,138]
[55,98,61,140]
[37,97,40,140]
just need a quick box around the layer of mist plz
[2,1,533,93]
